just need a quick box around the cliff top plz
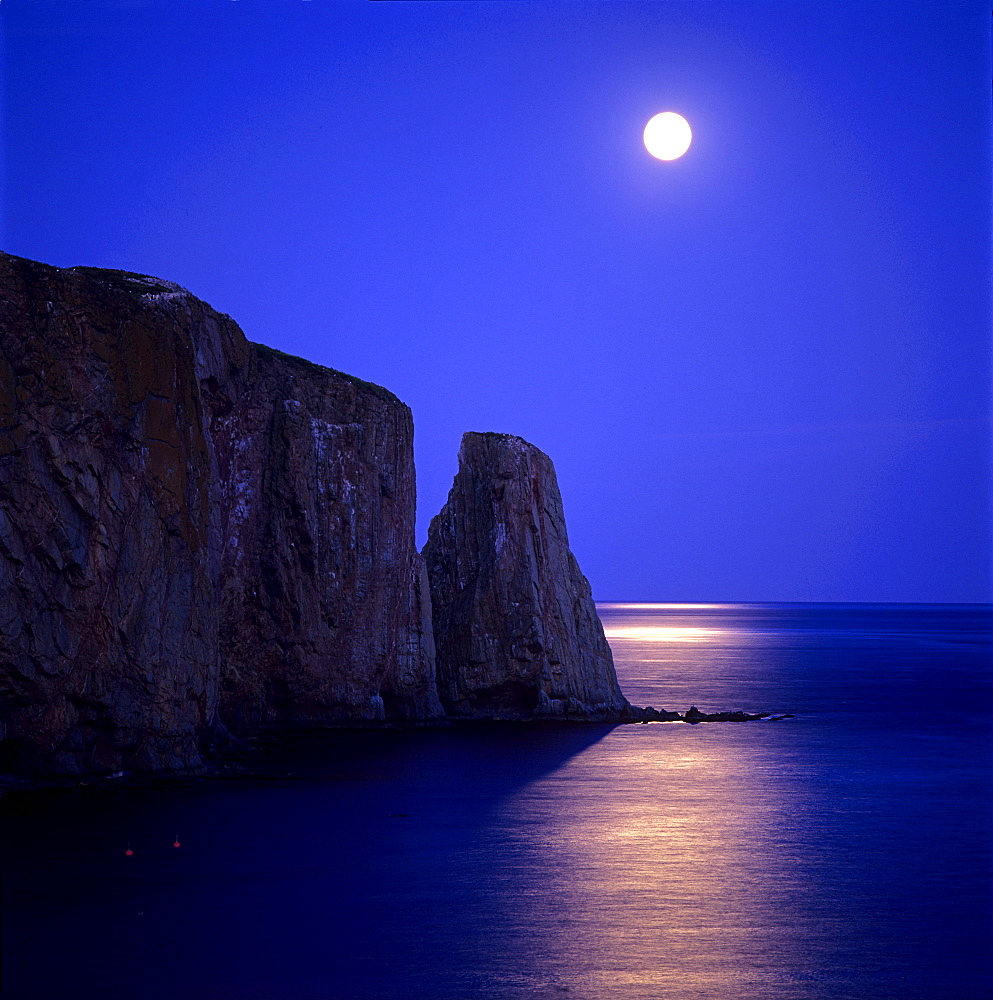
[68,265,189,298]
[251,343,402,406]
[0,253,403,408]
[463,431,543,453]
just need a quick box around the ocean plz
[2,603,991,999]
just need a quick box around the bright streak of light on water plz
[602,626,724,642]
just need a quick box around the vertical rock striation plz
[423,432,629,720]
[0,253,439,775]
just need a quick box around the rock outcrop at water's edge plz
[0,253,440,775]
[423,432,631,721]
[0,253,783,780]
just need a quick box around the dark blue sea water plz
[2,603,991,1000]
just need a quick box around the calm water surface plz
[2,603,991,999]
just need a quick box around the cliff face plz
[0,253,439,775]
[208,342,440,730]
[423,432,629,720]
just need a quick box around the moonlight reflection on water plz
[1,603,990,1000]
[602,625,724,641]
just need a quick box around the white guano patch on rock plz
[493,521,507,555]
[309,417,335,462]
[141,290,192,304]
[310,417,339,501]
[226,432,256,563]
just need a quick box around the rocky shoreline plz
[0,253,792,782]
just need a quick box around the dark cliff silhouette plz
[0,254,636,776]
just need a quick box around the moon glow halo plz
[643,112,692,161]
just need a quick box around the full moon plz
[643,112,692,161]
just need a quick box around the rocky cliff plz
[423,432,630,720]
[0,253,439,775]
[0,253,674,779]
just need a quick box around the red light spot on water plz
[125,848,133,857]
[173,839,181,848]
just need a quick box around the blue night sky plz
[4,0,990,603]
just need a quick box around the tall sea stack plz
[423,432,629,720]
